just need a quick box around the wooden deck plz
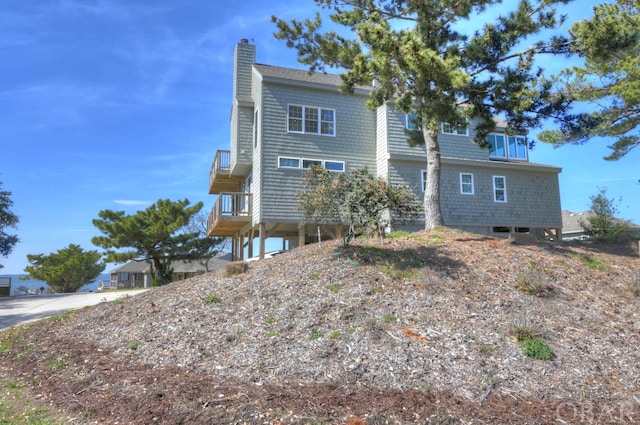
[207,192,252,237]
[208,150,242,194]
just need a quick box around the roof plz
[562,210,639,235]
[110,253,232,274]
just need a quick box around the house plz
[107,254,231,289]
[207,39,563,260]
[562,210,640,240]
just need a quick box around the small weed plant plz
[264,317,278,325]
[309,330,323,340]
[516,262,554,297]
[327,284,341,292]
[128,341,140,350]
[48,357,69,371]
[329,331,341,339]
[383,314,397,323]
[203,293,222,304]
[510,326,536,342]
[309,271,321,279]
[479,344,496,355]
[520,337,554,360]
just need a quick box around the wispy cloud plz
[114,200,152,207]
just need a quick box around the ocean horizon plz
[0,274,110,295]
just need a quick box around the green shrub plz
[520,338,554,360]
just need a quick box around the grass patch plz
[387,230,409,239]
[383,314,397,323]
[264,317,278,325]
[265,331,277,337]
[326,284,341,292]
[510,326,537,342]
[479,344,496,355]
[48,357,68,372]
[571,253,608,271]
[516,262,554,297]
[202,293,222,304]
[520,338,554,360]
[0,384,61,425]
[111,298,127,305]
[127,341,140,350]
[309,330,323,340]
[328,331,341,339]
[309,271,321,279]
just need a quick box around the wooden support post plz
[248,227,255,259]
[259,222,266,260]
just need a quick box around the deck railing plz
[209,150,231,183]
[208,192,252,234]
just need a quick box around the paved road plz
[0,291,149,331]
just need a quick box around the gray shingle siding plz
[256,81,376,223]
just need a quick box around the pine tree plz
[273,0,571,229]
[539,0,640,160]
[92,199,204,285]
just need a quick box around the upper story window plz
[278,156,344,172]
[488,134,528,161]
[406,112,420,131]
[288,104,335,136]
[441,122,468,136]
[460,173,474,195]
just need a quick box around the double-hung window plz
[460,173,474,195]
[488,134,528,160]
[493,176,507,202]
[421,170,427,192]
[288,104,335,136]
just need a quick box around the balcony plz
[209,150,242,194]
[207,192,252,237]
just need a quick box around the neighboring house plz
[562,210,640,240]
[208,39,564,260]
[107,254,231,289]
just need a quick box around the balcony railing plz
[208,192,252,237]
[209,150,241,194]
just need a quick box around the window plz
[488,134,528,160]
[288,104,335,136]
[324,160,345,172]
[441,122,468,136]
[421,170,427,192]
[406,112,420,131]
[278,157,300,168]
[277,156,344,172]
[460,173,474,195]
[302,159,322,169]
[493,176,507,202]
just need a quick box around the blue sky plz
[1,0,638,274]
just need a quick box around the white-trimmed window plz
[278,157,300,169]
[406,112,420,131]
[324,160,345,172]
[421,170,427,192]
[460,173,474,195]
[493,176,507,202]
[302,159,322,169]
[488,134,528,160]
[441,122,468,136]
[288,104,335,136]
[277,156,344,172]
